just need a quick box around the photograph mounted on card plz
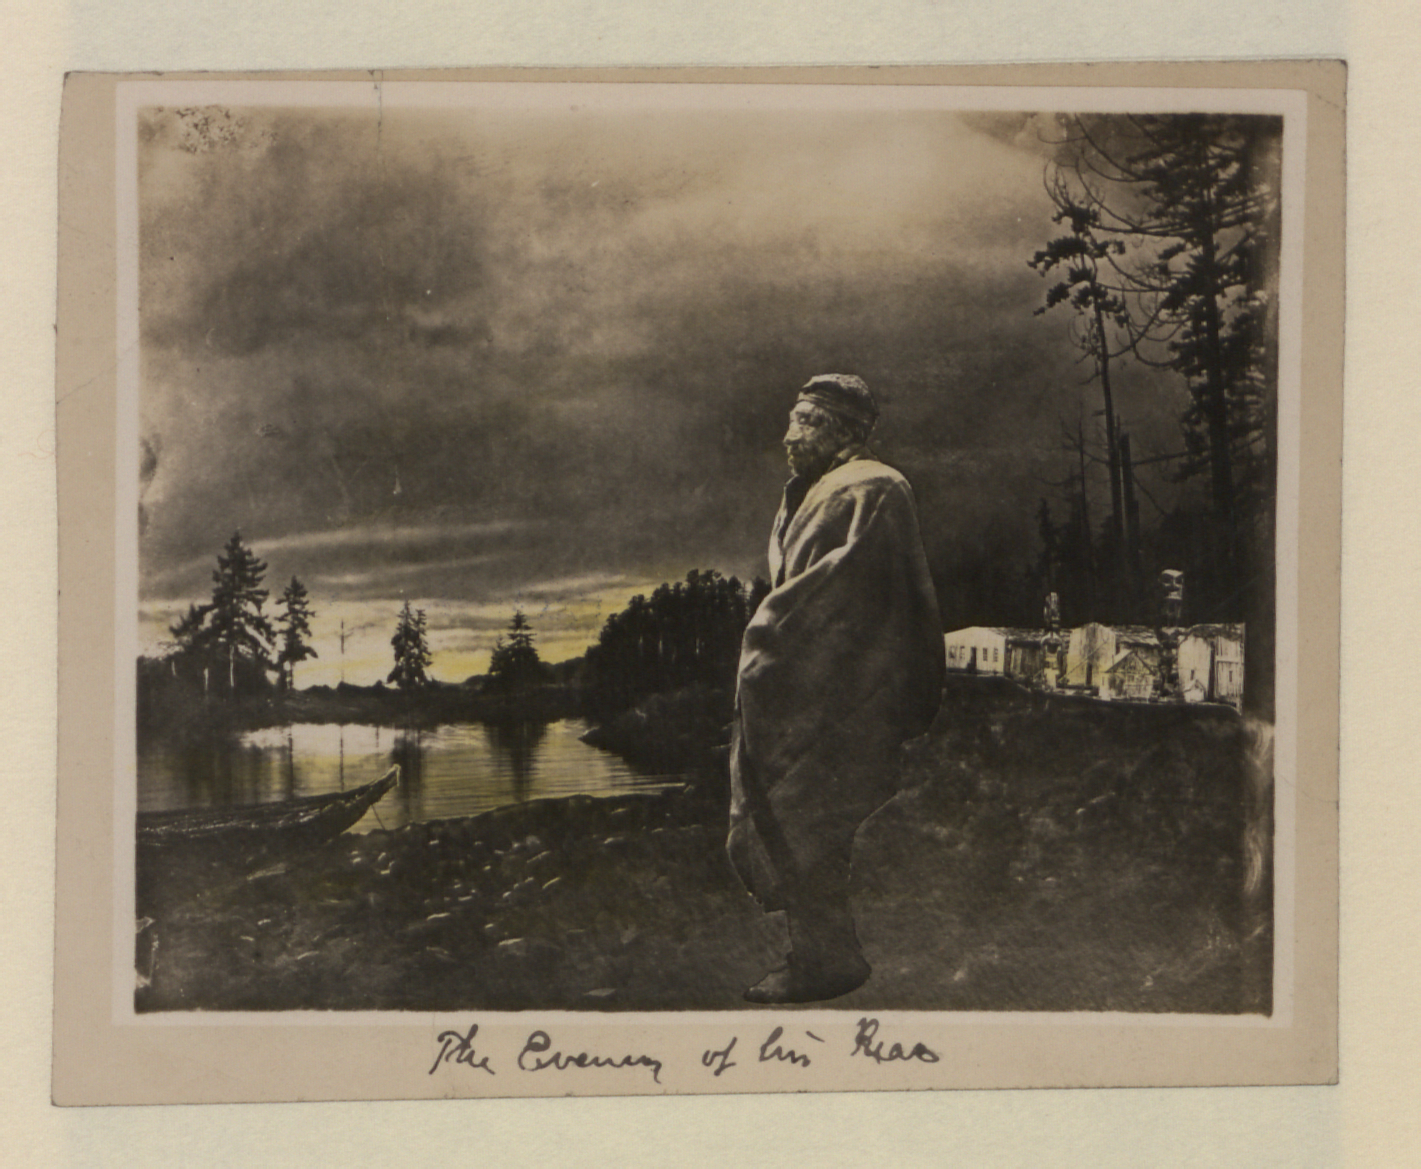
[54,63,1342,1104]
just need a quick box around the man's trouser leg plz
[784,837,870,984]
[741,828,870,1003]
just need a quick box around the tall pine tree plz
[207,531,274,696]
[388,600,432,689]
[1050,113,1281,594]
[275,575,318,690]
[487,609,543,692]
[1029,171,1132,567]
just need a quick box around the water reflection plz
[138,718,681,833]
[486,720,548,802]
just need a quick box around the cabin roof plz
[1106,648,1155,673]
[1181,623,1245,641]
[1114,626,1162,648]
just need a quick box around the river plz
[136,719,684,833]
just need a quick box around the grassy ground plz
[135,678,1271,1014]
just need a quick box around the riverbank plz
[135,677,1271,1014]
[577,684,732,772]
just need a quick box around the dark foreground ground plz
[136,678,1272,1014]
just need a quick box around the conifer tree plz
[1029,176,1132,568]
[584,571,771,715]
[388,600,432,689]
[488,609,543,692]
[1045,114,1280,585]
[207,531,274,696]
[275,575,318,690]
[167,601,213,656]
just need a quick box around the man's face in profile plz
[783,402,845,479]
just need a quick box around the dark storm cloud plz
[137,101,1186,618]
[141,110,495,359]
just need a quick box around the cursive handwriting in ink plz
[851,1017,940,1064]
[701,1036,739,1077]
[517,1029,663,1083]
[429,1023,496,1076]
[758,1025,823,1068]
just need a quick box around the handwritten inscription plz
[517,1029,663,1083]
[701,1036,738,1077]
[851,1018,941,1064]
[428,1023,496,1076]
[758,1025,824,1068]
[428,1020,944,1084]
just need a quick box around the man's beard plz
[785,432,844,479]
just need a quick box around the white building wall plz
[1177,635,1212,702]
[1211,633,1244,707]
[943,627,1007,674]
[1064,622,1116,687]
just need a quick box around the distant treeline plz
[139,563,769,740]
[584,569,770,719]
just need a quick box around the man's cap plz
[796,374,878,431]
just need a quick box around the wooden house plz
[944,627,1048,681]
[1063,624,1164,696]
[1176,624,1245,709]
[1062,622,1115,688]
[943,627,1007,675]
[1002,629,1047,682]
[1105,648,1157,701]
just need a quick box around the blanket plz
[728,452,945,909]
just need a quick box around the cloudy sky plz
[136,92,1189,683]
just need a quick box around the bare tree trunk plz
[1196,224,1240,594]
[1120,429,1143,611]
[1094,301,1126,558]
[1075,420,1097,619]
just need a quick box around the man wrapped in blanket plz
[730,374,945,1004]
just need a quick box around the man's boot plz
[743,901,870,1004]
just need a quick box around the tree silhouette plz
[388,601,432,689]
[1045,114,1280,591]
[158,599,217,694]
[487,609,544,692]
[275,575,318,690]
[1029,173,1133,572]
[584,569,768,715]
[167,601,212,656]
[206,531,275,696]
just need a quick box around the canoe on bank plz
[137,765,400,849]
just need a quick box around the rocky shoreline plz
[137,783,774,1012]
